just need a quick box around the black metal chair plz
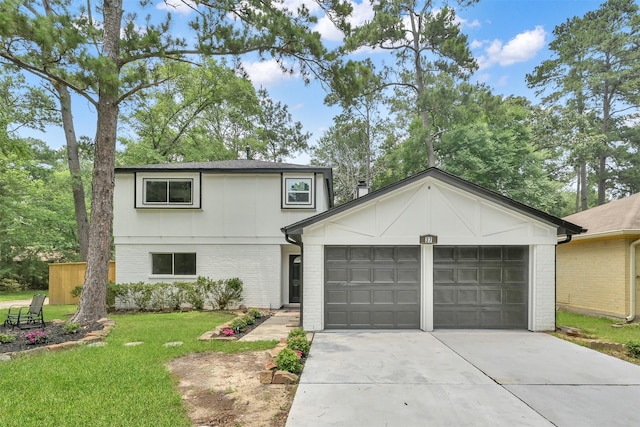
[3,294,46,329]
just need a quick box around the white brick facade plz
[531,244,556,331]
[302,244,323,330]
[115,244,282,308]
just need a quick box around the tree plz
[343,0,478,166]
[527,0,640,207]
[0,0,350,323]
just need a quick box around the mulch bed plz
[0,321,105,354]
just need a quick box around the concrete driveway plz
[286,331,640,427]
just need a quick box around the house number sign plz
[420,234,438,244]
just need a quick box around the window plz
[282,175,315,208]
[151,253,196,276]
[143,179,193,205]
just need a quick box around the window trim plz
[282,174,316,209]
[134,172,202,209]
[150,252,197,277]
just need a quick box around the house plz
[113,160,333,309]
[557,194,640,321]
[282,168,584,332]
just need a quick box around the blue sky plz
[33,0,620,162]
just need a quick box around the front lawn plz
[0,309,276,427]
[0,290,49,302]
[556,310,640,344]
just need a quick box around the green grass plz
[557,310,640,344]
[0,290,49,302]
[0,310,277,427]
[0,304,77,322]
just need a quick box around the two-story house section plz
[113,160,333,309]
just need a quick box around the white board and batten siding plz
[299,176,559,332]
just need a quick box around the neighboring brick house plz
[557,194,640,321]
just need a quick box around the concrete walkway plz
[239,309,300,342]
[286,331,640,427]
[0,297,49,310]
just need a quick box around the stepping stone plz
[124,341,144,347]
[0,354,11,362]
[87,342,108,347]
[163,341,183,347]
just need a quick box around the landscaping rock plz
[163,341,184,347]
[124,341,144,347]
[259,370,274,384]
[0,354,11,362]
[264,360,277,371]
[198,331,215,341]
[213,336,237,341]
[48,341,78,352]
[589,341,626,351]
[272,370,298,384]
[269,343,286,358]
[81,336,103,343]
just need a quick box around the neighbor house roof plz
[563,193,640,238]
[282,167,585,238]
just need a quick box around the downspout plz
[285,233,304,329]
[626,238,640,322]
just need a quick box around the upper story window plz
[282,174,315,209]
[144,179,193,205]
[135,172,201,209]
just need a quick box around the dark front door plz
[289,255,301,303]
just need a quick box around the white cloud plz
[242,59,297,87]
[156,0,197,15]
[281,0,321,14]
[314,0,374,42]
[475,26,546,70]
[470,39,484,49]
[455,16,481,29]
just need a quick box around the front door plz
[289,255,301,303]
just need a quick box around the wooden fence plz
[48,261,115,305]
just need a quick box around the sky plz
[28,0,624,163]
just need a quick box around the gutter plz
[627,238,640,322]
[285,233,304,329]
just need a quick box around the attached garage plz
[282,168,584,332]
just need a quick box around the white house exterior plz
[113,160,333,309]
[282,168,584,332]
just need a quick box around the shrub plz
[287,335,311,356]
[248,308,262,319]
[627,341,640,358]
[209,277,243,310]
[183,281,205,310]
[64,322,82,334]
[0,333,16,344]
[0,278,24,292]
[288,327,306,339]
[23,330,47,345]
[70,285,83,298]
[129,282,154,311]
[149,283,173,311]
[275,348,303,374]
[242,315,255,325]
[106,282,120,310]
[229,317,248,332]
[168,282,188,310]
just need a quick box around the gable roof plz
[282,167,585,237]
[563,193,640,236]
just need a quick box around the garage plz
[282,168,585,332]
[433,245,529,329]
[324,245,420,329]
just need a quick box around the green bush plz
[229,316,248,332]
[248,308,262,318]
[0,278,25,292]
[70,285,83,298]
[288,327,306,339]
[209,277,243,310]
[242,314,255,325]
[129,282,153,311]
[0,333,16,344]
[287,335,310,356]
[275,348,303,374]
[183,281,205,310]
[627,341,640,358]
[64,322,82,334]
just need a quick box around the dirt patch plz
[167,350,296,427]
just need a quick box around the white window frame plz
[135,172,201,209]
[150,252,197,277]
[282,174,315,209]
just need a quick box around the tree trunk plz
[56,83,90,260]
[580,161,588,211]
[71,0,122,324]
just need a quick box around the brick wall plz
[115,244,282,309]
[302,244,323,330]
[557,238,628,318]
[532,245,556,331]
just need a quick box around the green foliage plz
[209,277,243,310]
[0,333,15,344]
[0,279,24,293]
[275,347,303,374]
[229,316,248,332]
[64,322,82,334]
[242,315,255,326]
[556,311,640,344]
[627,341,640,358]
[286,335,311,356]
[71,286,83,298]
[288,328,307,339]
[248,308,262,319]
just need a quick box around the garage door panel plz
[325,246,420,329]
[434,246,528,329]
